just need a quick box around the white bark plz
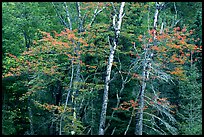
[160,22,164,34]
[135,2,160,135]
[153,2,159,42]
[76,2,83,32]
[63,2,72,30]
[98,2,125,135]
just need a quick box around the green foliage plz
[177,65,202,135]
[2,2,202,135]
[2,110,17,135]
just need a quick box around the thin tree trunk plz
[54,2,106,135]
[63,2,72,30]
[135,2,161,135]
[98,2,125,135]
[59,60,74,135]
[28,97,34,135]
[23,31,30,50]
[70,3,83,130]
[135,44,148,135]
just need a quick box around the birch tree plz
[52,2,107,135]
[135,2,166,135]
[98,2,125,135]
[134,2,180,135]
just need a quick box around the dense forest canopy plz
[2,2,202,135]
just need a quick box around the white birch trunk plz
[63,2,72,30]
[135,2,160,135]
[98,2,125,135]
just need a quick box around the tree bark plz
[98,2,125,135]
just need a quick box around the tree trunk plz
[135,2,161,135]
[23,31,30,50]
[135,44,148,135]
[55,2,107,134]
[98,2,125,135]
[28,97,34,135]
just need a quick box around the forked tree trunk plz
[98,2,125,135]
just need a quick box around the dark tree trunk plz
[23,31,30,50]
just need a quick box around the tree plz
[98,2,125,135]
[177,65,202,135]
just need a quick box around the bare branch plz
[143,124,166,135]
[111,127,116,135]
[89,3,106,26]
[52,2,69,28]
[124,109,134,135]
[108,36,113,50]
[143,112,178,135]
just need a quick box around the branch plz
[52,2,69,28]
[173,2,177,21]
[63,2,72,30]
[108,36,113,50]
[143,112,178,135]
[124,109,134,135]
[143,124,165,135]
[109,72,118,83]
[111,127,116,135]
[76,2,83,32]
[89,3,106,26]
[173,2,181,27]
[160,21,164,34]
[112,14,116,29]
[111,2,118,14]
